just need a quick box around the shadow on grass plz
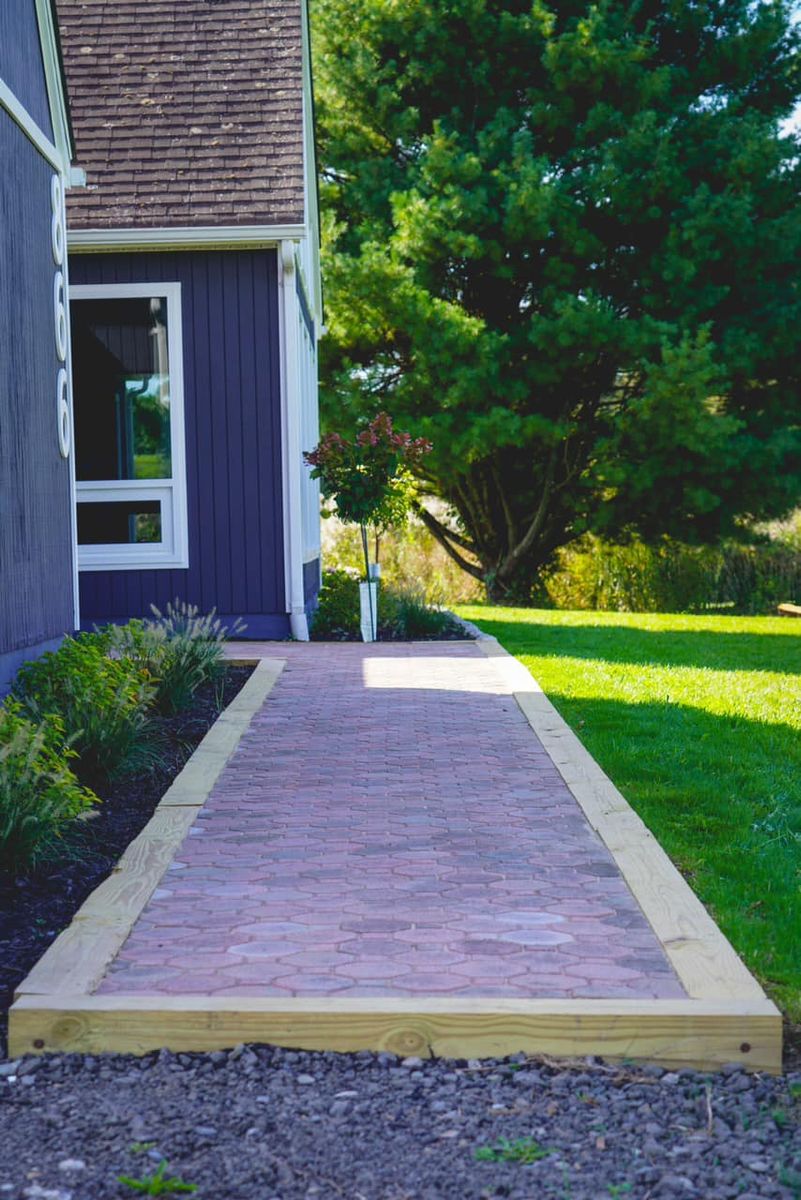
[472,614,801,675]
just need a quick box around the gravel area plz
[2,1047,800,1199]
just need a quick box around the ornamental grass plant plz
[104,601,243,714]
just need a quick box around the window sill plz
[78,549,189,572]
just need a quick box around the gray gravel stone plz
[1,1048,799,1199]
[21,1188,72,1200]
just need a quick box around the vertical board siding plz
[70,249,287,636]
[0,114,74,668]
[303,557,321,607]
[0,0,54,139]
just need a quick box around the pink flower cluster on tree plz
[304,412,431,530]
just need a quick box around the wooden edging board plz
[8,641,783,1072]
[474,634,782,1067]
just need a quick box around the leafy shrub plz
[310,569,361,640]
[310,570,464,640]
[14,633,157,783]
[0,701,98,872]
[105,601,240,713]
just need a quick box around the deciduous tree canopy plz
[314,0,801,597]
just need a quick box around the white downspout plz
[279,240,310,641]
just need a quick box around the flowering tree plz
[304,412,431,609]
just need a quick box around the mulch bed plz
[313,627,472,641]
[0,665,253,1058]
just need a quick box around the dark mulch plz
[1,1046,800,1199]
[0,666,252,1058]
[377,624,472,641]
[312,615,473,642]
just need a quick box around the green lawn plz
[458,605,801,1019]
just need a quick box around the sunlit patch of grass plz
[458,606,801,1018]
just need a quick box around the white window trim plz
[70,281,189,572]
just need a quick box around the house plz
[0,1,78,688]
[57,0,322,640]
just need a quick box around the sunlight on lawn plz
[458,605,801,1018]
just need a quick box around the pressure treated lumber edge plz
[8,995,781,1072]
[475,635,781,1015]
[11,658,285,1001]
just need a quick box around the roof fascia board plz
[301,0,323,322]
[67,224,307,252]
[35,0,73,165]
[0,78,62,171]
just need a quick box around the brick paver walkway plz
[99,642,685,1000]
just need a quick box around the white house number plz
[51,173,70,459]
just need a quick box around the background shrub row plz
[323,512,801,615]
[540,536,801,615]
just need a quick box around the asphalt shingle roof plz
[57,0,305,230]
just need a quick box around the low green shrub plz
[310,569,361,640]
[0,701,98,872]
[310,570,462,640]
[105,601,239,713]
[14,633,157,783]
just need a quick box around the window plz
[70,283,188,570]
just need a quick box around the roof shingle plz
[57,0,305,230]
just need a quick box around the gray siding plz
[0,112,75,686]
[0,0,54,138]
[70,249,288,638]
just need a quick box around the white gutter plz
[68,224,306,252]
[278,240,309,641]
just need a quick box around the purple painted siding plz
[303,556,321,607]
[0,113,74,687]
[0,0,54,139]
[69,249,288,638]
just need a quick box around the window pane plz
[71,297,172,482]
[77,500,162,545]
